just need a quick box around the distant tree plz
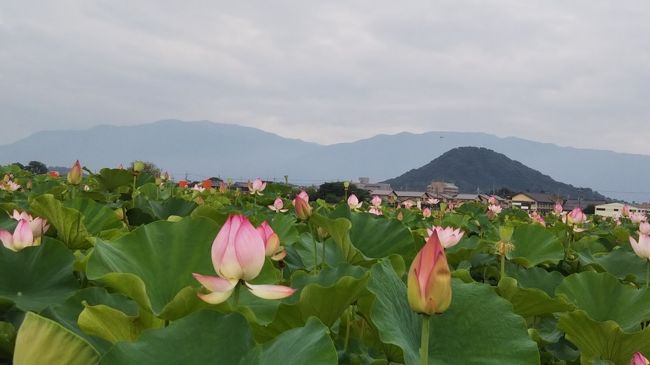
[490,187,515,198]
[314,182,370,204]
[25,161,48,175]
[129,161,161,177]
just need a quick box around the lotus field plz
[2,162,650,365]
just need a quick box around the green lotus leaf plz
[555,271,650,331]
[0,321,16,357]
[348,212,416,260]
[64,197,123,234]
[506,264,565,296]
[364,261,540,365]
[508,223,564,267]
[30,194,92,249]
[146,197,197,220]
[13,312,100,365]
[0,239,79,312]
[497,277,574,318]
[86,217,219,319]
[595,247,648,285]
[558,310,650,365]
[78,302,147,344]
[99,311,254,365]
[310,212,367,265]
[93,168,133,192]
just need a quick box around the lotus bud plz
[257,221,286,261]
[422,208,432,218]
[630,233,650,260]
[294,196,312,220]
[0,219,36,251]
[640,222,650,236]
[67,160,82,185]
[567,208,586,225]
[407,232,452,315]
[554,203,563,215]
[631,352,650,365]
[371,195,382,207]
[347,194,362,210]
[343,181,350,189]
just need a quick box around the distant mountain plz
[384,147,607,201]
[0,119,648,202]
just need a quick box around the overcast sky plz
[1,1,649,154]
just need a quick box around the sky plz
[1,1,650,154]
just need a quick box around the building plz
[356,177,392,191]
[594,203,649,218]
[427,181,459,195]
[368,189,394,203]
[563,199,608,212]
[393,191,431,207]
[510,192,556,213]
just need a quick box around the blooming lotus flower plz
[427,226,464,248]
[257,221,286,260]
[293,191,312,220]
[488,204,502,214]
[407,231,452,315]
[426,197,440,205]
[249,178,267,195]
[0,219,37,251]
[403,200,415,209]
[422,207,432,218]
[369,207,383,216]
[529,211,546,226]
[193,215,295,304]
[631,352,650,365]
[623,205,631,218]
[631,212,647,224]
[371,195,382,207]
[67,160,82,185]
[630,233,650,260]
[178,180,189,188]
[347,194,362,210]
[48,171,60,178]
[640,222,650,236]
[554,203,563,215]
[268,197,288,213]
[488,196,497,205]
[11,210,49,239]
[567,208,587,225]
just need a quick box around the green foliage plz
[313,181,370,203]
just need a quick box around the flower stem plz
[420,314,430,365]
[132,174,137,209]
[233,282,241,308]
[646,259,649,289]
[500,253,506,279]
[343,306,353,353]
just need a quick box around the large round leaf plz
[0,239,79,312]
[349,213,415,259]
[30,194,92,249]
[64,197,123,234]
[555,271,650,331]
[595,247,648,285]
[99,311,253,365]
[86,217,219,319]
[14,312,100,365]
[508,223,564,268]
[363,261,540,365]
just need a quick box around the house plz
[563,199,608,212]
[452,194,481,204]
[594,203,649,218]
[393,191,431,207]
[427,181,459,195]
[510,192,556,213]
[368,189,395,203]
[356,177,392,191]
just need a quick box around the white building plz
[594,203,649,218]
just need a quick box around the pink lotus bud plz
[422,208,432,218]
[640,222,650,236]
[567,208,587,225]
[631,352,650,365]
[296,191,309,203]
[369,207,383,216]
[371,195,382,207]
[257,221,285,260]
[293,192,312,220]
[347,194,362,210]
[67,160,82,185]
[623,205,631,218]
[0,219,36,251]
[403,200,415,209]
[268,197,287,213]
[193,214,295,304]
[249,178,267,195]
[10,210,49,239]
[630,234,650,260]
[529,211,545,226]
[427,226,464,248]
[488,196,497,205]
[407,231,452,315]
[631,212,647,224]
[554,203,563,215]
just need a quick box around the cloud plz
[1,1,650,154]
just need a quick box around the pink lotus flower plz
[488,196,497,205]
[554,203,563,215]
[422,208,432,218]
[631,212,647,224]
[268,197,288,213]
[0,178,20,191]
[640,222,650,236]
[293,191,312,220]
[630,234,650,260]
[567,208,587,225]
[427,226,464,248]
[407,231,452,315]
[369,207,383,216]
[257,221,286,261]
[193,215,295,304]
[631,352,650,365]
[347,194,362,210]
[0,219,37,251]
[403,200,415,209]
[529,211,545,226]
[371,195,382,207]
[11,210,49,240]
[623,204,632,218]
[488,204,502,214]
[67,160,82,185]
[249,178,267,195]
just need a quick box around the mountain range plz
[0,119,648,202]
[384,147,606,201]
